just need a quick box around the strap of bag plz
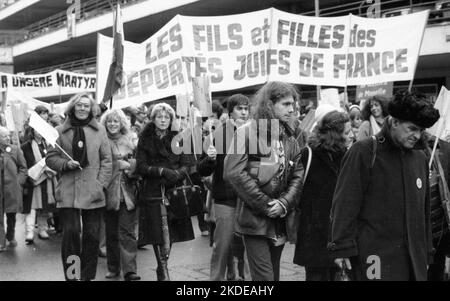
[160,185,169,206]
[182,170,195,186]
[303,145,312,182]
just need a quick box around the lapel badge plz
[416,178,422,189]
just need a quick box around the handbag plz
[165,172,205,219]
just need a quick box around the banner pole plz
[429,136,439,170]
[208,75,213,147]
[408,10,429,92]
[315,0,321,105]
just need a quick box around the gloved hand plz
[161,168,184,184]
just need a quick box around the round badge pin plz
[416,178,422,189]
[78,141,83,148]
[5,146,11,153]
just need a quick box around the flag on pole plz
[319,88,341,110]
[29,111,59,147]
[427,86,450,140]
[192,75,212,117]
[102,3,124,105]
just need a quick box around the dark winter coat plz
[329,123,433,281]
[21,139,56,214]
[224,120,304,242]
[0,144,27,214]
[198,119,238,208]
[294,146,345,267]
[45,118,113,209]
[136,122,194,245]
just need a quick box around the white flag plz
[427,86,450,140]
[29,111,59,147]
[319,89,341,111]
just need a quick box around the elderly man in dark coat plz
[329,91,440,281]
[0,126,27,251]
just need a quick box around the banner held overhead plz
[96,8,429,108]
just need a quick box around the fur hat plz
[388,91,440,129]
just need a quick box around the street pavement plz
[0,215,305,281]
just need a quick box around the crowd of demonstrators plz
[293,110,353,281]
[357,95,390,141]
[2,84,450,283]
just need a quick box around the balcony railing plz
[16,0,142,43]
[0,0,19,11]
[25,56,97,74]
[303,0,450,25]
[13,0,450,46]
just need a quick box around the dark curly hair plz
[252,82,299,121]
[361,95,390,121]
[309,111,350,153]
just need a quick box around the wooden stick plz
[408,10,429,92]
[55,143,82,170]
[429,136,439,170]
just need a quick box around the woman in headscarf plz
[136,103,195,281]
[293,110,354,281]
[357,95,390,141]
[46,92,112,281]
[101,109,140,281]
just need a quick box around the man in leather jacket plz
[224,82,304,281]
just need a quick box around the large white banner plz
[0,69,96,98]
[97,8,428,107]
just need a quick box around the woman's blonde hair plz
[64,92,96,118]
[150,103,175,124]
[101,109,130,135]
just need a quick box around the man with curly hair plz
[224,82,304,281]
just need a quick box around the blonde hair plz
[150,103,175,123]
[64,92,96,117]
[101,109,130,135]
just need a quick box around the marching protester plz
[348,105,362,140]
[136,103,194,281]
[0,127,27,251]
[198,94,250,281]
[329,91,440,281]
[357,95,390,141]
[102,109,140,281]
[224,82,304,281]
[46,92,113,281]
[293,109,353,281]
[21,127,57,244]
[423,133,450,281]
